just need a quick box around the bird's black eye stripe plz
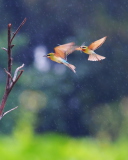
[82,46,86,49]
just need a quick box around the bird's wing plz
[54,42,76,60]
[61,60,76,73]
[88,36,107,51]
[75,47,82,51]
[54,48,66,59]
[66,45,78,56]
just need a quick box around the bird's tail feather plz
[63,63,76,73]
[88,53,106,61]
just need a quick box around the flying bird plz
[43,42,77,73]
[76,36,107,61]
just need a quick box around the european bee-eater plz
[43,42,77,73]
[76,36,107,61]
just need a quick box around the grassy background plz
[0,132,127,160]
[1,111,128,160]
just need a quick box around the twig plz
[4,68,13,83]
[13,64,24,82]
[11,18,27,43]
[1,106,18,120]
[0,18,26,120]
[1,47,8,52]
[10,64,24,89]
[7,23,12,89]
[10,70,24,91]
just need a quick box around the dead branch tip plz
[8,23,11,27]
[2,106,18,119]
[1,47,8,52]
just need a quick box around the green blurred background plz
[0,0,128,159]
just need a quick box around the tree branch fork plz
[0,18,26,120]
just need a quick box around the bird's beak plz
[43,55,47,57]
[75,47,82,51]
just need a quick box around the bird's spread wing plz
[54,42,76,60]
[88,36,107,51]
[54,48,66,59]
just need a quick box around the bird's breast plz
[82,48,93,55]
[82,49,86,52]
[51,56,62,63]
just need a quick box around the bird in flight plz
[76,36,107,61]
[43,42,77,73]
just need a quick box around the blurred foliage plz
[0,0,128,143]
[0,129,128,160]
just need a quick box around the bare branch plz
[11,18,27,43]
[1,47,8,52]
[2,106,18,119]
[0,93,8,117]
[0,19,26,119]
[10,64,24,88]
[13,64,24,82]
[11,45,15,49]
[4,68,13,83]
[6,23,12,89]
[15,70,24,83]
[10,70,24,92]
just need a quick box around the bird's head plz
[43,53,54,59]
[75,45,87,52]
[81,46,87,51]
